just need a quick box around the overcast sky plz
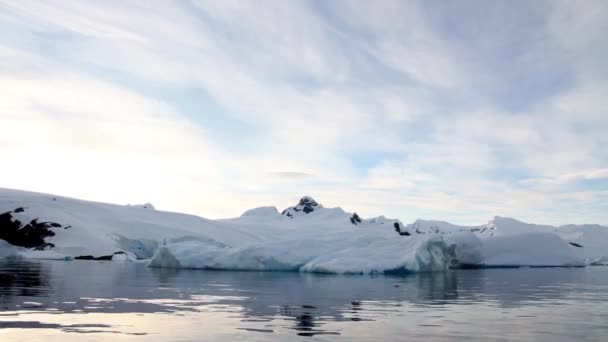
[1,0,607,225]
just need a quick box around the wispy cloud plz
[0,0,606,225]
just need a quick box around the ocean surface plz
[0,260,607,341]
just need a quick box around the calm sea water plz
[0,260,607,341]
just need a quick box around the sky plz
[1,0,607,226]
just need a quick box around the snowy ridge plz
[408,216,608,265]
[1,188,607,273]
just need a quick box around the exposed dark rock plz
[0,208,64,249]
[298,196,318,207]
[393,222,410,236]
[282,196,322,218]
[74,255,95,260]
[569,242,583,248]
[350,213,362,225]
[75,251,128,261]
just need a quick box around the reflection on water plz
[0,260,607,341]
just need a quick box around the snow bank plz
[240,206,280,218]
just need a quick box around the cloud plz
[0,0,606,225]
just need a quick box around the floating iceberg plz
[148,233,452,274]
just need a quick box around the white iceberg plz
[148,233,452,274]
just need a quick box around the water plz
[0,260,607,341]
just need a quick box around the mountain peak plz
[282,196,323,217]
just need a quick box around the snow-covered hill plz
[1,188,607,273]
[404,217,608,265]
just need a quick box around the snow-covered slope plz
[1,187,607,272]
[0,188,261,260]
[406,216,607,266]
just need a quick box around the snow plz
[409,216,608,267]
[405,219,472,235]
[0,188,260,259]
[128,203,156,210]
[240,206,280,218]
[0,240,71,260]
[555,224,608,264]
[1,187,607,272]
[481,233,584,267]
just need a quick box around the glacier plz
[1,188,607,273]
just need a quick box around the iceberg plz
[148,233,452,274]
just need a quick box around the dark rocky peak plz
[281,196,323,218]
